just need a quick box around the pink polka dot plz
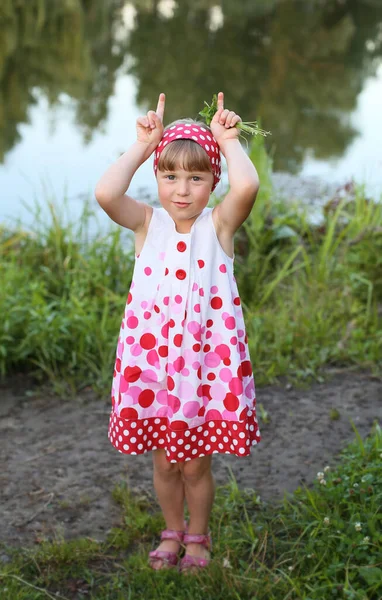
[219,264,227,273]
[211,333,223,345]
[144,267,152,276]
[119,376,129,393]
[192,283,198,291]
[178,381,194,399]
[147,349,160,368]
[211,285,218,294]
[204,352,221,368]
[215,344,231,359]
[238,329,244,337]
[229,377,243,395]
[141,369,158,383]
[194,304,201,313]
[222,410,238,421]
[163,296,170,305]
[219,368,233,382]
[131,343,142,356]
[183,401,200,418]
[225,317,236,330]
[173,356,185,372]
[187,321,200,334]
[168,394,181,413]
[125,385,141,402]
[127,316,138,328]
[205,409,222,421]
[210,382,226,401]
[157,390,168,405]
[230,336,237,345]
[140,301,148,309]
[175,295,182,304]
[206,330,212,339]
[144,311,151,319]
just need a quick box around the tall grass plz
[0,138,381,393]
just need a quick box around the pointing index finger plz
[156,93,166,122]
[217,91,224,110]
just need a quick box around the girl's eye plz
[166,175,175,180]
[192,176,201,181]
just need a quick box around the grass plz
[0,422,381,599]
[0,135,381,394]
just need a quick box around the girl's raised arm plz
[210,92,259,235]
[95,94,165,231]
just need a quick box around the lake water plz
[1,0,381,232]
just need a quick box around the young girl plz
[95,91,261,573]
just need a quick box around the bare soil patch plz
[0,369,380,549]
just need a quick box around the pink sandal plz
[179,532,212,572]
[148,521,188,570]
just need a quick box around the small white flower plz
[320,479,327,485]
[317,472,324,480]
[362,536,370,544]
[324,517,330,525]
[324,466,330,473]
[288,566,294,571]
[354,483,359,488]
[223,558,232,569]
[355,522,362,531]
[307,554,312,558]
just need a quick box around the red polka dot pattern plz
[153,123,221,191]
[109,206,260,463]
[108,414,260,462]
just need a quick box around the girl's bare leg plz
[181,455,215,560]
[151,449,185,570]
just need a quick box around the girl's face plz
[157,167,214,233]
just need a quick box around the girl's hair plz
[157,119,213,174]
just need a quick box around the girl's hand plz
[210,92,241,147]
[136,93,165,150]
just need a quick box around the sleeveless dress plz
[108,206,261,462]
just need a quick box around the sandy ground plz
[0,369,380,550]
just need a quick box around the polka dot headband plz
[153,123,221,191]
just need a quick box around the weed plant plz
[1,423,380,599]
[0,137,381,394]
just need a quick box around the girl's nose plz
[177,180,190,196]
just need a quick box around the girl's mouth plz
[173,202,190,208]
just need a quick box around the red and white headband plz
[153,123,221,191]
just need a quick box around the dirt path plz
[0,369,380,549]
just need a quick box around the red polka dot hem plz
[108,411,261,463]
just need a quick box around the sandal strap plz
[180,554,210,569]
[160,528,184,542]
[183,532,212,550]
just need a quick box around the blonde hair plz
[157,119,213,174]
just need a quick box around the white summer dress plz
[108,206,261,462]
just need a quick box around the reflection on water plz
[0,0,381,218]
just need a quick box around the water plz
[0,0,381,231]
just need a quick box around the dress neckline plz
[165,207,210,236]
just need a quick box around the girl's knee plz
[153,449,181,476]
[181,455,212,483]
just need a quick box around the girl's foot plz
[183,542,210,561]
[150,538,182,570]
[149,525,187,570]
[179,533,212,573]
